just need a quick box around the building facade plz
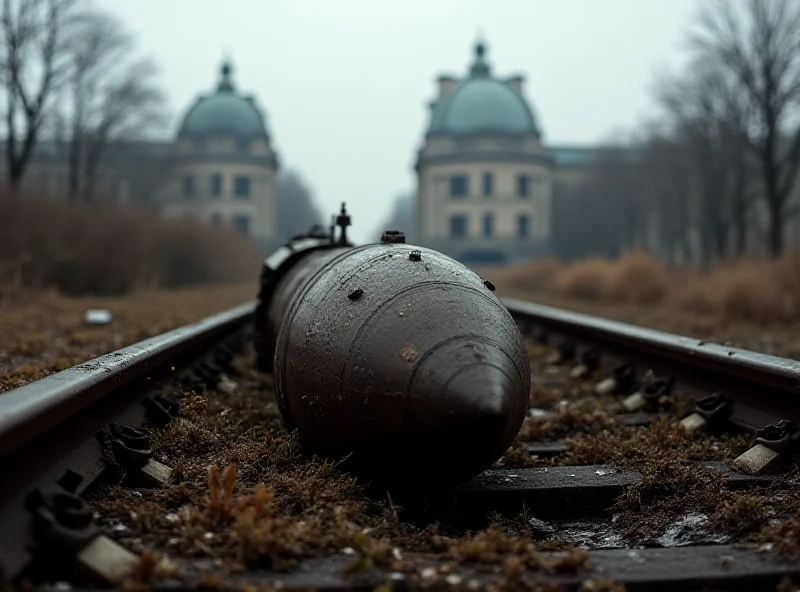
[413,40,603,264]
[157,61,280,254]
[0,60,282,256]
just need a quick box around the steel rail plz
[0,302,255,460]
[502,296,800,428]
[0,301,255,583]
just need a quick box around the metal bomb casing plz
[270,241,531,490]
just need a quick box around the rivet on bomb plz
[483,279,496,292]
[409,250,422,262]
[347,288,364,301]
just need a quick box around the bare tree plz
[692,0,800,258]
[0,0,78,190]
[655,62,756,266]
[640,133,695,264]
[551,143,649,262]
[58,9,165,202]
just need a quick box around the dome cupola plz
[177,60,270,144]
[427,40,540,137]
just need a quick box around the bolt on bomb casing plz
[268,242,531,490]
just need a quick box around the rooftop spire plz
[470,37,490,76]
[218,58,234,92]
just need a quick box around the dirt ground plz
[0,282,257,394]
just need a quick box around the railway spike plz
[26,488,140,584]
[620,374,674,413]
[142,391,180,428]
[74,535,141,584]
[594,362,637,396]
[97,424,172,488]
[570,349,600,380]
[733,419,800,474]
[680,391,733,433]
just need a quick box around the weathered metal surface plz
[272,243,531,490]
[264,247,351,374]
[254,233,348,373]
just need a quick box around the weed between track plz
[83,340,800,591]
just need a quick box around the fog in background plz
[98,0,697,242]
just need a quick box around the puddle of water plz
[550,520,627,549]
[655,513,731,547]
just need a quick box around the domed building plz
[159,60,279,254]
[414,40,592,264]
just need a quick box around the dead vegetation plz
[486,248,800,325]
[88,345,598,588]
[561,418,751,467]
[80,336,800,589]
[0,191,261,299]
[0,282,256,394]
[499,341,800,557]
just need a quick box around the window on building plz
[517,214,530,238]
[450,215,468,238]
[210,213,223,227]
[450,175,468,198]
[234,175,251,198]
[482,172,493,197]
[483,214,494,238]
[233,214,251,235]
[211,174,222,197]
[517,174,531,198]
[183,175,194,198]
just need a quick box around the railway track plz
[1,291,799,592]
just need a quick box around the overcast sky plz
[100,0,699,243]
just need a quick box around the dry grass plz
[553,258,616,301]
[485,247,800,329]
[488,257,564,293]
[0,190,262,299]
[604,251,672,305]
[0,282,256,394]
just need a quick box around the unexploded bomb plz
[255,208,531,490]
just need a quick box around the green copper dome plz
[178,61,270,143]
[428,41,540,137]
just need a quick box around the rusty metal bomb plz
[267,242,531,491]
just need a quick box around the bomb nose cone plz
[410,339,529,440]
[442,364,518,434]
[392,341,529,488]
